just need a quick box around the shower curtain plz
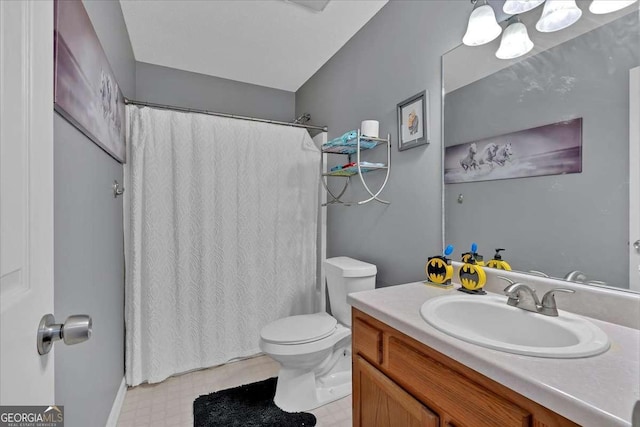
[124,106,320,386]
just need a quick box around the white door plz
[0,0,55,404]
[630,67,640,292]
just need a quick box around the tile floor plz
[116,355,352,427]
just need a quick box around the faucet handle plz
[542,288,575,300]
[498,276,526,296]
[540,288,575,316]
[529,270,550,278]
[498,279,541,311]
[498,276,516,292]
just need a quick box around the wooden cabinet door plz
[354,355,439,427]
[386,338,530,427]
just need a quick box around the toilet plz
[259,256,377,412]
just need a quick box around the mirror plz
[443,1,639,291]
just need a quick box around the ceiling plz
[120,0,388,92]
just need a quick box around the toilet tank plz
[324,257,377,327]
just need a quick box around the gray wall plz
[444,13,639,288]
[54,1,134,426]
[136,61,296,122]
[295,1,469,286]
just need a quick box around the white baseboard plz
[105,377,127,427]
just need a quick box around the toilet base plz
[273,342,352,412]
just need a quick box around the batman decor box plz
[444,118,582,184]
[54,0,126,163]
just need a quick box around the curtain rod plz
[124,98,328,132]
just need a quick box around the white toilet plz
[259,256,377,412]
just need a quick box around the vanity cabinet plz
[352,309,579,427]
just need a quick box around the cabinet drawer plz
[353,317,383,365]
[387,337,530,427]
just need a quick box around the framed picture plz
[397,90,429,151]
[54,0,126,163]
[444,118,582,184]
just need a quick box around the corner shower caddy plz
[321,129,391,206]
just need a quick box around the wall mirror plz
[443,0,639,291]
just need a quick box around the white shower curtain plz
[124,106,320,386]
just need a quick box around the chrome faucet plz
[499,277,575,317]
[501,277,540,313]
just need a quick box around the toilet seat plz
[260,322,351,358]
[261,312,337,345]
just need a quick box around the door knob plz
[634,240,640,252]
[37,314,92,355]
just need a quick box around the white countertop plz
[347,282,640,427]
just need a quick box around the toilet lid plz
[260,312,337,345]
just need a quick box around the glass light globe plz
[589,0,638,14]
[496,21,534,59]
[503,0,546,14]
[536,0,583,32]
[463,3,503,46]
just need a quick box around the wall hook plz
[113,180,125,198]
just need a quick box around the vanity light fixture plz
[463,0,502,46]
[496,17,534,59]
[589,0,638,14]
[536,0,583,33]
[503,0,546,15]
[463,0,616,53]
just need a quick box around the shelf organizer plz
[320,129,391,206]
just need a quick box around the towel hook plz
[113,180,125,198]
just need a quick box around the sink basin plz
[420,294,610,358]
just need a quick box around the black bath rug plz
[193,377,317,427]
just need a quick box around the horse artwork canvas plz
[444,118,582,184]
[54,0,126,162]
